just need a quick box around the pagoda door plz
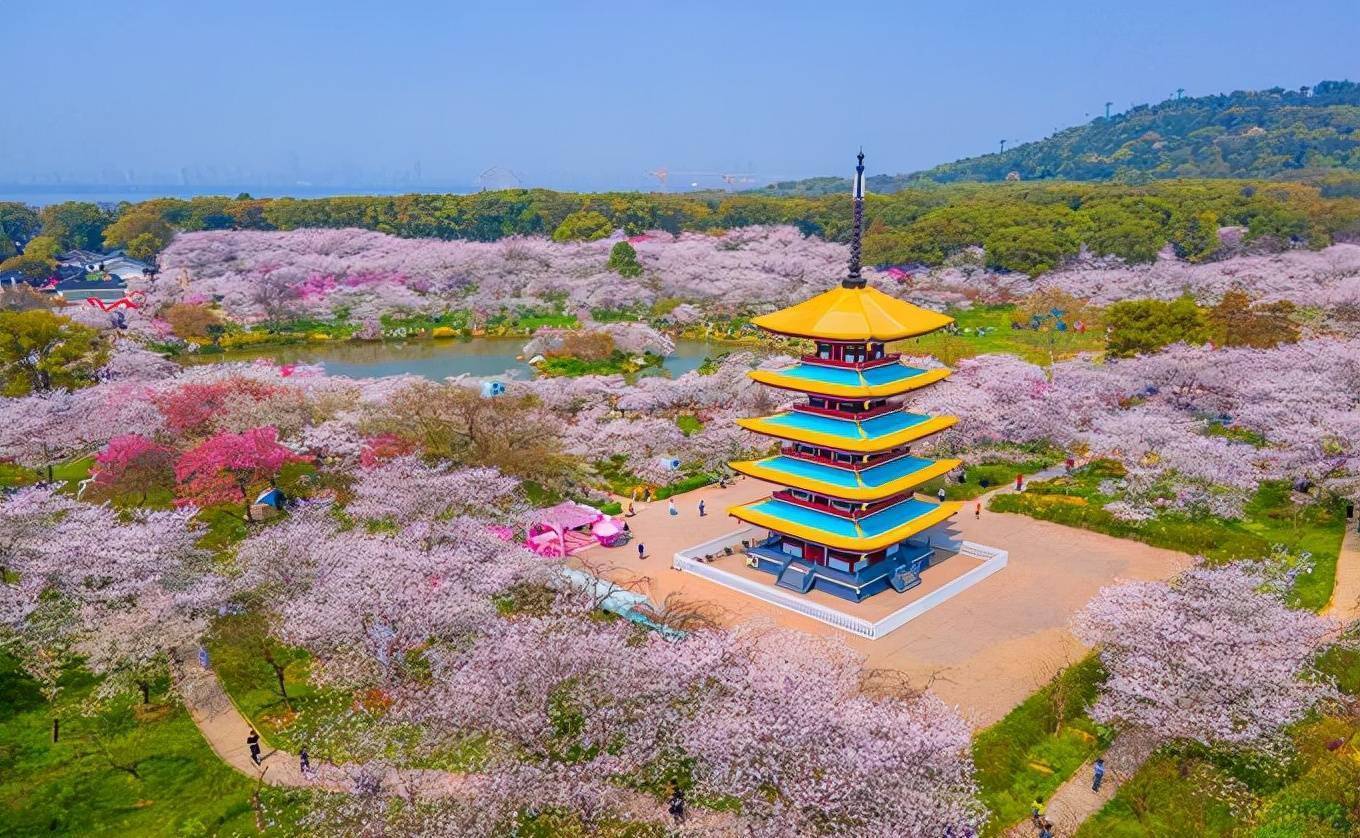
[804,544,826,565]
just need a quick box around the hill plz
[756,80,1360,194]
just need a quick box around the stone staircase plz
[775,559,816,593]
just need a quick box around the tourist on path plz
[247,728,262,766]
[668,499,678,516]
[698,499,706,517]
[1015,473,1025,492]
[937,486,947,503]
[1092,756,1106,792]
[626,501,635,517]
[668,785,686,824]
[1030,796,1046,826]
[299,746,312,778]
[637,542,646,560]
[974,501,981,520]
[1037,820,1053,838]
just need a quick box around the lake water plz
[182,337,733,380]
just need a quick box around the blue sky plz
[4,0,1357,191]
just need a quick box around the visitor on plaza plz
[668,499,678,516]
[698,499,706,517]
[247,729,262,766]
[1092,756,1106,792]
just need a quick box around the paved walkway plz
[585,475,1191,728]
[171,648,738,831]
[1325,523,1360,621]
[1004,731,1156,837]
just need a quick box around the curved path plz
[171,649,738,833]
[1325,523,1360,621]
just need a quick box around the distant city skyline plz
[5,0,1358,197]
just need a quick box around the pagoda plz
[727,152,962,602]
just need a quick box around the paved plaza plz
[581,476,1191,727]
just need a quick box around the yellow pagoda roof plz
[752,285,954,341]
[729,455,961,502]
[727,497,962,553]
[748,363,950,400]
[735,411,958,454]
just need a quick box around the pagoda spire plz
[844,149,867,289]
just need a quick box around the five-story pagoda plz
[728,152,962,602]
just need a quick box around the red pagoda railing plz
[772,489,914,520]
[793,402,897,421]
[799,352,902,370]
[779,446,913,471]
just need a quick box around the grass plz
[918,445,1065,502]
[973,656,1109,834]
[0,456,94,491]
[0,652,309,837]
[990,468,1347,611]
[1077,711,1360,838]
[891,304,1105,366]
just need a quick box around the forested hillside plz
[6,176,1360,279]
[758,80,1360,194]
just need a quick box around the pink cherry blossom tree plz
[175,426,310,521]
[88,434,177,504]
[1073,563,1341,748]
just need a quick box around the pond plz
[180,337,736,380]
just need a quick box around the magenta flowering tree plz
[1073,563,1340,748]
[89,433,177,503]
[175,426,310,520]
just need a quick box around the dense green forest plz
[4,178,1360,278]
[759,80,1360,194]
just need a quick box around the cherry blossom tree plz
[1073,564,1340,748]
[175,426,310,521]
[88,434,176,503]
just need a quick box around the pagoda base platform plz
[744,538,937,603]
[673,527,1008,640]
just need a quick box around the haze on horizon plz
[4,0,1357,195]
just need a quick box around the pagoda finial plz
[845,150,867,288]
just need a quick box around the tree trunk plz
[52,716,59,742]
[268,657,292,710]
[138,680,150,705]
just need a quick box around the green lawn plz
[0,456,94,491]
[891,305,1105,366]
[973,656,1109,834]
[918,445,1065,502]
[990,469,1347,611]
[0,652,309,837]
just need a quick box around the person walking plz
[1092,756,1106,792]
[668,499,678,517]
[936,486,947,503]
[668,784,686,825]
[247,728,262,766]
[1037,820,1053,838]
[299,745,312,778]
[1015,473,1025,492]
[1029,796,1046,826]
[626,501,636,517]
[698,499,706,517]
[974,501,981,520]
[637,542,646,560]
